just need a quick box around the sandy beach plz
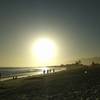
[0,66,100,100]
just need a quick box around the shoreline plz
[0,68,66,82]
[0,67,100,100]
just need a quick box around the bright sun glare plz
[33,38,57,63]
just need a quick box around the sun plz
[33,38,57,63]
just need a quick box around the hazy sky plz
[0,0,100,67]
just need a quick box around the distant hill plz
[80,57,100,65]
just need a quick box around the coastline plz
[0,67,100,100]
[0,67,65,82]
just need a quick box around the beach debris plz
[84,70,88,74]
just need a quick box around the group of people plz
[0,72,18,80]
[0,69,56,80]
[13,76,18,79]
[43,69,55,74]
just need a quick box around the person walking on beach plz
[15,76,17,79]
[47,70,49,74]
[49,69,51,73]
[43,70,46,74]
[13,76,14,79]
[53,69,55,73]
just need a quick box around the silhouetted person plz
[13,76,14,79]
[47,70,49,74]
[53,69,55,73]
[43,70,46,74]
[15,76,17,79]
[49,69,51,73]
[91,61,95,66]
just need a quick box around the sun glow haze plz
[33,38,57,65]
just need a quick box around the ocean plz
[0,67,66,81]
